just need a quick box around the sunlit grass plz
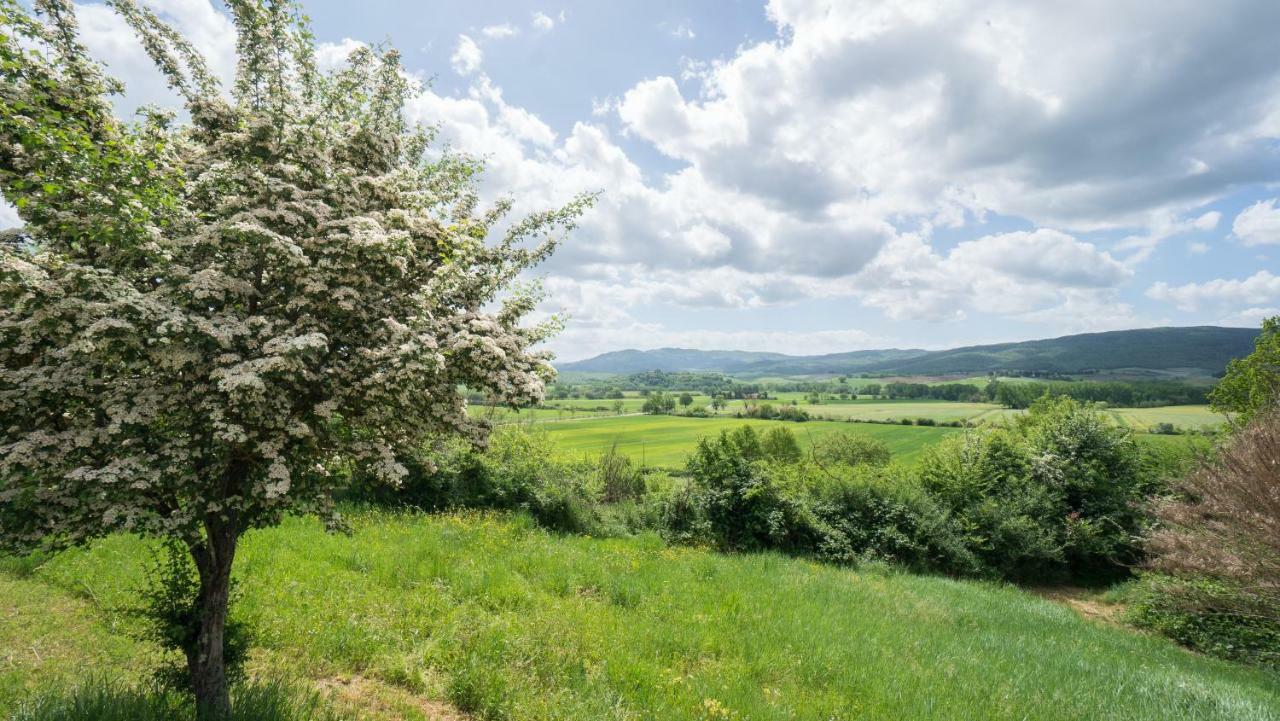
[4,509,1278,720]
[539,415,960,468]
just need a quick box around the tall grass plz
[6,508,1278,721]
[7,678,339,721]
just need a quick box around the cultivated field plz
[3,511,1276,721]
[542,415,963,467]
[1109,405,1227,431]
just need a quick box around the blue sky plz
[7,0,1280,360]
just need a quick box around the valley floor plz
[3,509,1278,720]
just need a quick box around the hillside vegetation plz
[560,326,1258,377]
[3,511,1278,721]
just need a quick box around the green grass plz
[3,510,1278,720]
[1109,405,1227,431]
[539,415,960,468]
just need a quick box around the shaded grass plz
[4,509,1278,720]
[6,678,339,721]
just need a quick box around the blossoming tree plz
[0,0,588,716]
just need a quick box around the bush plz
[918,398,1151,581]
[1122,575,1280,669]
[811,433,892,467]
[760,426,803,463]
[684,427,819,552]
[798,464,979,573]
[598,444,646,503]
[1141,408,1280,666]
[346,428,603,534]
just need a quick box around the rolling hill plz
[558,326,1259,377]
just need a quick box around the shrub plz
[1122,575,1280,669]
[684,428,819,552]
[1143,408,1280,663]
[347,428,602,534]
[798,464,979,574]
[811,433,892,467]
[598,444,646,503]
[760,426,803,463]
[918,398,1150,581]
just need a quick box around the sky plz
[4,0,1280,361]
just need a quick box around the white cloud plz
[1148,271,1280,311]
[1194,210,1222,231]
[481,23,519,39]
[616,0,1280,232]
[1232,198,1280,246]
[74,0,237,113]
[1188,241,1210,255]
[314,38,365,72]
[450,34,482,76]
[25,1,1280,360]
[851,229,1133,323]
[531,11,555,31]
[1218,307,1280,327]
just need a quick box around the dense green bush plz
[1121,575,1280,669]
[684,427,819,552]
[346,428,602,534]
[759,426,803,463]
[811,432,892,467]
[917,397,1151,581]
[791,464,979,574]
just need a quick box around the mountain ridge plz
[558,326,1259,377]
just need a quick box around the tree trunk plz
[188,512,239,721]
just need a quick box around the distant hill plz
[561,348,792,374]
[558,326,1259,378]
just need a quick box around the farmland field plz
[540,414,961,467]
[3,511,1277,721]
[1108,405,1227,431]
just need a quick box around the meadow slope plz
[3,510,1278,720]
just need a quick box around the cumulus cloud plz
[29,1,1280,358]
[450,34,482,75]
[851,229,1132,322]
[617,0,1280,231]
[1233,198,1280,246]
[1148,271,1280,311]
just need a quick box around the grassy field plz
[540,415,960,467]
[1109,405,1227,431]
[2,510,1277,720]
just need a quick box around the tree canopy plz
[0,0,589,715]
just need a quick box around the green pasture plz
[540,414,960,468]
[1109,405,1227,431]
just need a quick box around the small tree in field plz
[0,1,588,716]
